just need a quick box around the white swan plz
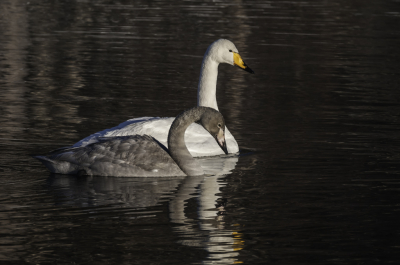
[35,107,228,177]
[74,39,254,157]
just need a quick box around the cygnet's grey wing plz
[38,135,185,177]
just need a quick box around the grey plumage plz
[35,107,227,177]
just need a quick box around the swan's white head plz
[205,39,254,74]
[197,39,254,110]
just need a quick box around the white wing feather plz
[73,117,239,157]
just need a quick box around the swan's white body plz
[74,116,237,157]
[74,39,253,157]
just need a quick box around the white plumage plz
[74,39,254,157]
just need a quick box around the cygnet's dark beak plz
[233,52,255,74]
[215,128,228,154]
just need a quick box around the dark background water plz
[1,0,400,264]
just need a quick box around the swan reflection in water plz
[47,154,241,264]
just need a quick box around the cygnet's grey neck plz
[197,56,219,111]
[168,108,206,176]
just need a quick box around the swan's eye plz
[218,123,222,128]
[229,50,232,52]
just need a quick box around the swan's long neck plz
[197,56,219,111]
[168,108,205,176]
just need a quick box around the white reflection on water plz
[170,155,242,264]
[47,155,240,264]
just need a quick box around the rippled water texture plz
[1,0,400,264]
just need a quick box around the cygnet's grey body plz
[35,107,227,177]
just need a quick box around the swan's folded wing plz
[38,135,185,177]
[72,117,170,147]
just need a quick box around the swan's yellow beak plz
[215,128,228,154]
[233,52,255,74]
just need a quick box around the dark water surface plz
[1,0,400,264]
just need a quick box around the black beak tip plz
[222,144,228,155]
[246,67,255,74]
[238,65,254,74]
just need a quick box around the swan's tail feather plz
[34,156,58,172]
[34,155,55,165]
[34,155,79,175]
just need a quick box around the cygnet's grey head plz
[206,39,255,74]
[198,107,228,154]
